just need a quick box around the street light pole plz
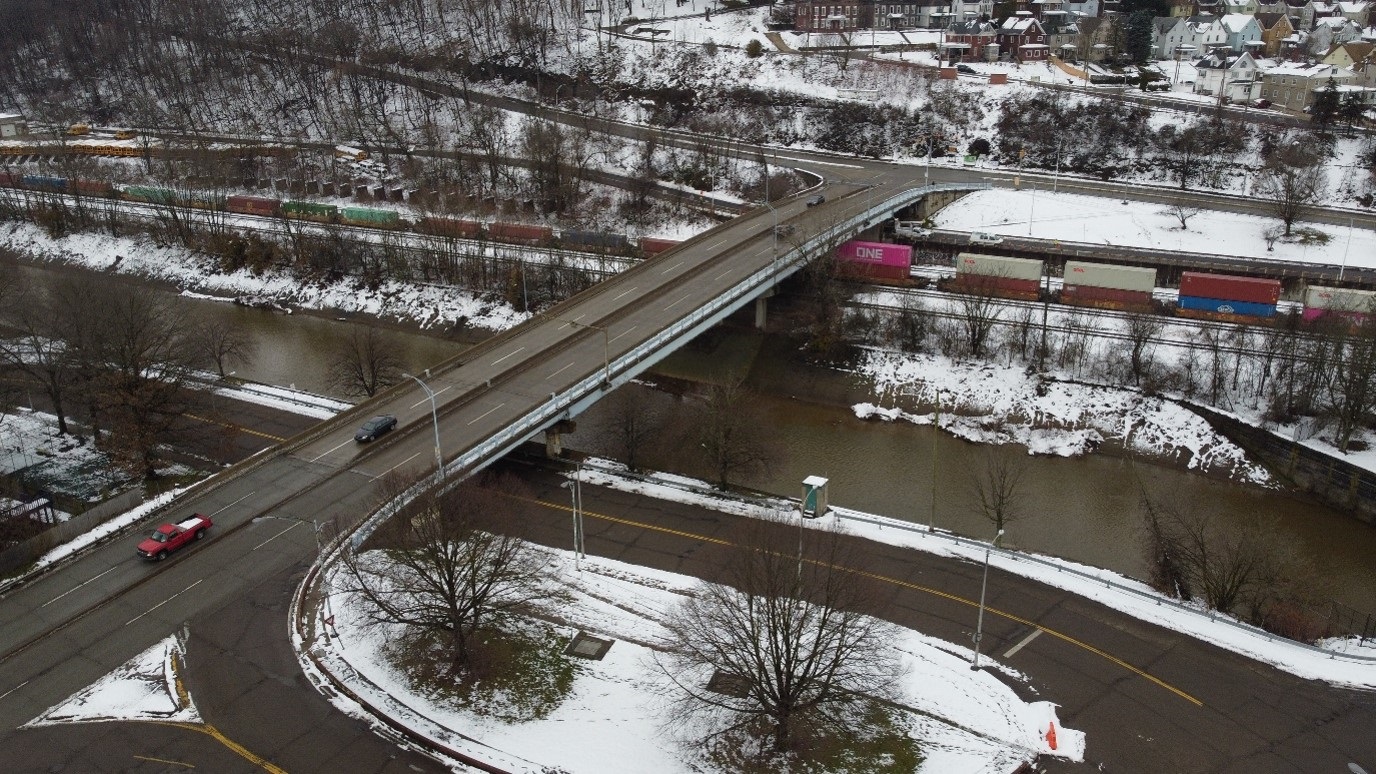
[971,528,1005,670]
[405,373,444,477]
[561,461,585,561]
[929,389,942,532]
[562,318,611,386]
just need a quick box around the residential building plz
[1220,13,1266,52]
[1324,40,1376,83]
[1000,12,1051,60]
[1259,60,1357,110]
[1192,49,1260,101]
[1256,12,1297,55]
[944,18,1001,60]
[1337,0,1371,25]
[1155,14,1228,58]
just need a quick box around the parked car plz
[956,64,977,74]
[805,194,826,207]
[968,231,1005,246]
[1252,98,1271,109]
[355,415,398,442]
[137,514,213,561]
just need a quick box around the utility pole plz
[971,528,1005,670]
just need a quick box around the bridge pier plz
[545,419,576,458]
[754,291,775,329]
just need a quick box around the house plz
[1324,40,1376,83]
[1308,15,1365,51]
[943,19,1000,61]
[1000,12,1050,60]
[1259,60,1357,110]
[1167,0,1196,15]
[1256,13,1297,55]
[794,1,861,32]
[1192,49,1261,101]
[794,0,989,31]
[1156,14,1228,58]
[1223,0,1260,13]
[1337,0,1371,25]
[1220,13,1266,52]
[0,112,27,139]
[1298,0,1339,30]
[1153,16,1185,58]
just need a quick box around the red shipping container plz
[953,275,1040,299]
[0,171,17,187]
[226,195,282,217]
[1179,272,1280,305]
[489,221,553,244]
[419,216,482,238]
[73,179,115,196]
[1063,285,1153,310]
[639,237,680,256]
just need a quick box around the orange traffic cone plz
[1046,721,1058,751]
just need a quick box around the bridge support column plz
[545,419,576,458]
[754,293,771,330]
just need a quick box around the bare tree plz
[656,513,904,760]
[1324,316,1376,453]
[191,317,256,378]
[953,275,1005,359]
[1253,142,1325,237]
[328,326,402,397]
[697,380,777,489]
[1124,312,1163,386]
[603,387,661,472]
[1164,201,1202,230]
[968,449,1028,534]
[0,271,81,435]
[343,472,561,673]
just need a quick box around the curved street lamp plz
[405,372,444,478]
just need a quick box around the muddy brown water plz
[11,261,1376,615]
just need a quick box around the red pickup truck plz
[136,514,213,560]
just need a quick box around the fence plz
[0,487,144,577]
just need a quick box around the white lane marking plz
[410,385,452,409]
[491,346,526,366]
[660,262,683,275]
[212,491,256,515]
[310,437,354,463]
[547,361,576,380]
[665,295,690,310]
[613,287,639,301]
[43,566,120,608]
[610,326,637,343]
[715,270,732,281]
[0,680,29,701]
[253,522,301,551]
[468,403,505,426]
[375,452,423,480]
[126,579,203,626]
[1003,628,1043,658]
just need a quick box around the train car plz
[416,216,483,238]
[0,170,17,187]
[835,240,912,281]
[334,145,369,161]
[561,229,630,251]
[489,221,554,245]
[120,185,177,205]
[1302,286,1376,322]
[638,236,680,256]
[281,200,338,223]
[1061,261,1155,311]
[72,179,116,197]
[1177,272,1280,321]
[339,206,401,228]
[21,174,69,193]
[226,195,282,217]
[953,252,1043,300]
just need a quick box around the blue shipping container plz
[22,175,68,192]
[1178,295,1276,317]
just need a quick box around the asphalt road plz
[492,455,1376,773]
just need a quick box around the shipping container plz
[72,179,115,197]
[956,252,1043,282]
[838,240,913,268]
[638,237,680,256]
[1063,261,1156,293]
[121,185,177,205]
[1061,285,1153,310]
[0,171,14,187]
[340,206,401,227]
[417,216,483,238]
[22,175,68,192]
[562,229,630,251]
[281,201,338,221]
[1303,286,1376,314]
[951,275,1041,300]
[1179,272,1280,305]
[226,195,282,217]
[489,221,553,244]
[1178,295,1276,318]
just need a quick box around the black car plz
[955,64,977,74]
[355,415,398,442]
[805,194,826,207]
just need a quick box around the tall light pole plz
[929,388,944,532]
[560,461,585,561]
[405,373,444,477]
[971,528,1005,670]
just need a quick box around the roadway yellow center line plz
[529,495,1204,707]
[185,413,286,442]
[153,721,288,774]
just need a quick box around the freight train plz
[944,250,1376,324]
[0,174,677,257]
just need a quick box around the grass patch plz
[383,619,578,722]
[701,698,923,773]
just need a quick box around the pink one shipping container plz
[489,221,553,244]
[1179,272,1280,305]
[836,240,912,281]
[1302,286,1376,321]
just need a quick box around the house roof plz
[1255,12,1292,27]
[1264,60,1355,76]
[948,20,997,35]
[1337,1,1370,10]
[1000,16,1044,33]
[1316,16,1358,29]
[1221,13,1259,31]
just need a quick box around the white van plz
[969,231,1005,246]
